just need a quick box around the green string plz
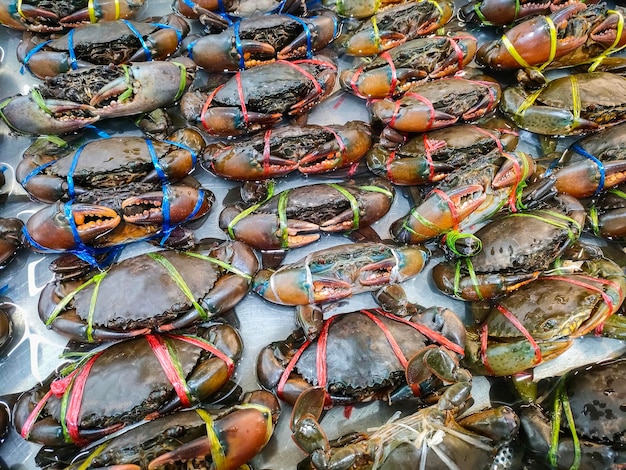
[46,272,108,327]
[329,183,360,229]
[182,251,252,280]
[445,230,483,257]
[278,189,291,249]
[510,210,581,243]
[548,375,581,469]
[227,181,276,239]
[86,272,107,343]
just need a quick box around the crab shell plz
[17,15,190,79]
[219,177,395,251]
[12,326,243,447]
[366,122,519,185]
[432,195,587,301]
[38,238,258,342]
[341,34,477,99]
[390,150,536,244]
[253,242,428,305]
[341,0,455,56]
[0,217,25,269]
[463,258,626,376]
[180,57,337,136]
[17,129,205,204]
[202,121,372,180]
[0,0,146,32]
[500,71,626,136]
[257,307,467,406]
[370,74,502,133]
[185,11,338,72]
[63,390,280,469]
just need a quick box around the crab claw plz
[492,151,536,189]
[277,12,339,60]
[147,402,275,470]
[554,160,626,198]
[591,9,626,49]
[219,207,320,251]
[59,0,146,25]
[406,345,471,397]
[460,0,550,25]
[199,106,283,137]
[90,60,195,119]
[0,94,99,135]
[370,96,458,133]
[25,202,121,251]
[476,2,588,70]
[390,184,486,244]
[186,33,276,72]
[121,183,214,225]
[290,387,330,455]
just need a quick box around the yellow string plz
[589,10,625,71]
[502,15,557,72]
[195,409,227,470]
[515,89,543,117]
[570,74,580,119]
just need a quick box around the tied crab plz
[389,150,536,245]
[463,257,626,377]
[339,0,454,56]
[291,383,520,470]
[365,120,519,186]
[16,128,205,204]
[0,59,195,135]
[370,73,502,135]
[459,0,580,26]
[548,121,626,199]
[500,71,626,136]
[17,14,190,80]
[476,3,626,85]
[38,238,258,343]
[201,121,372,181]
[0,217,25,269]
[587,181,626,240]
[431,194,587,301]
[173,0,306,25]
[184,11,339,72]
[219,177,395,252]
[180,56,337,137]
[340,33,477,99]
[24,176,214,254]
[56,390,280,470]
[256,302,469,406]
[0,0,145,32]
[12,324,243,448]
[520,358,626,470]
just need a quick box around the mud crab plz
[370,73,502,134]
[17,128,205,204]
[548,122,626,199]
[500,71,626,136]
[432,194,586,301]
[0,0,145,32]
[340,33,477,99]
[53,389,280,469]
[185,11,339,72]
[17,14,190,80]
[173,0,306,24]
[477,3,626,84]
[340,0,454,56]
[257,303,468,406]
[586,181,626,240]
[252,242,429,334]
[202,121,371,181]
[13,324,243,447]
[460,0,574,26]
[520,357,626,470]
[0,59,196,135]
[366,120,519,185]
[181,56,337,137]
[390,150,536,245]
[220,177,394,252]
[0,301,13,355]
[463,257,626,377]
[38,238,258,342]
[24,177,214,254]
[0,217,25,269]
[292,383,520,469]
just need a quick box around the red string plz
[167,333,235,376]
[360,309,408,367]
[390,92,435,130]
[65,354,102,446]
[501,151,523,212]
[20,389,53,439]
[146,334,191,409]
[473,126,504,152]
[479,323,495,375]
[276,338,311,401]
[262,129,273,177]
[386,150,397,184]
[496,303,542,366]
[234,72,249,126]
[431,188,461,230]
[200,84,225,133]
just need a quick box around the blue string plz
[67,28,78,70]
[146,138,168,182]
[186,38,197,60]
[20,160,56,187]
[286,15,313,58]
[151,22,184,46]
[122,19,153,61]
[162,139,198,167]
[84,125,111,139]
[572,144,606,196]
[65,144,86,199]
[234,21,245,70]
[20,40,52,75]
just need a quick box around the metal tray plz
[1,1,626,468]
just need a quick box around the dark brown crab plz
[13,324,243,448]
[38,238,258,342]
